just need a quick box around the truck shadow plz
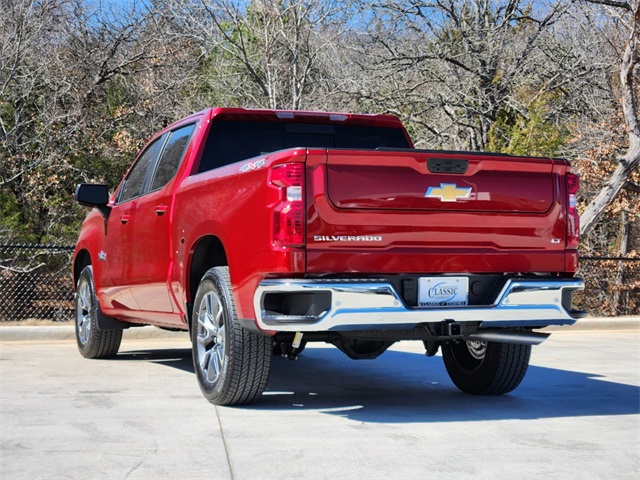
[115,345,640,423]
[114,348,195,373]
[259,347,640,423]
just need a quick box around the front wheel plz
[191,267,272,405]
[75,265,122,359]
[442,339,531,395]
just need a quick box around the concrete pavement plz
[1,326,638,479]
[0,315,638,341]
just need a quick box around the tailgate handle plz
[428,158,468,174]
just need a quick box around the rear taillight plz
[270,163,305,248]
[566,173,580,249]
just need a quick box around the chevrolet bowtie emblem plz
[425,183,472,202]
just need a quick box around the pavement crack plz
[124,457,146,480]
[215,405,235,480]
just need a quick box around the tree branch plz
[583,0,632,10]
[580,0,639,235]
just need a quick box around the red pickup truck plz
[73,107,585,405]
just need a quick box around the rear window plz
[197,121,410,173]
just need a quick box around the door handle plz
[155,205,168,216]
[120,215,130,224]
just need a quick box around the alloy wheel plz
[196,290,226,385]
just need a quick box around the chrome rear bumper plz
[253,277,585,332]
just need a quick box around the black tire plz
[442,339,531,395]
[191,267,272,405]
[75,265,122,359]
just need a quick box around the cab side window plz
[150,124,196,192]
[118,136,166,203]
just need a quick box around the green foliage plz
[486,96,570,157]
[0,96,15,133]
[0,191,37,242]
[105,80,129,118]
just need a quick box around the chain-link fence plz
[0,244,637,322]
[0,244,75,322]
[575,257,640,317]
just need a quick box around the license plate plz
[418,277,469,307]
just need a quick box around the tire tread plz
[193,267,271,406]
[76,266,122,359]
[443,339,531,395]
[486,342,531,395]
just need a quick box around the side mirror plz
[75,184,111,218]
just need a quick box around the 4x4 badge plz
[425,183,472,202]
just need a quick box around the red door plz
[97,200,139,312]
[127,123,197,314]
[127,187,175,312]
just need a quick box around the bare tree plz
[579,0,640,235]
[354,0,611,151]
[163,0,354,110]
[0,0,68,187]
[0,0,194,242]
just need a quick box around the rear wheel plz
[75,265,122,359]
[191,267,272,405]
[442,339,531,395]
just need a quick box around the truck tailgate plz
[326,151,554,213]
[306,149,569,274]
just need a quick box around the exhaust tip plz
[467,329,550,346]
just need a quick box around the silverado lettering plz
[313,235,383,242]
[73,107,585,406]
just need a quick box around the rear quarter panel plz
[172,150,307,320]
